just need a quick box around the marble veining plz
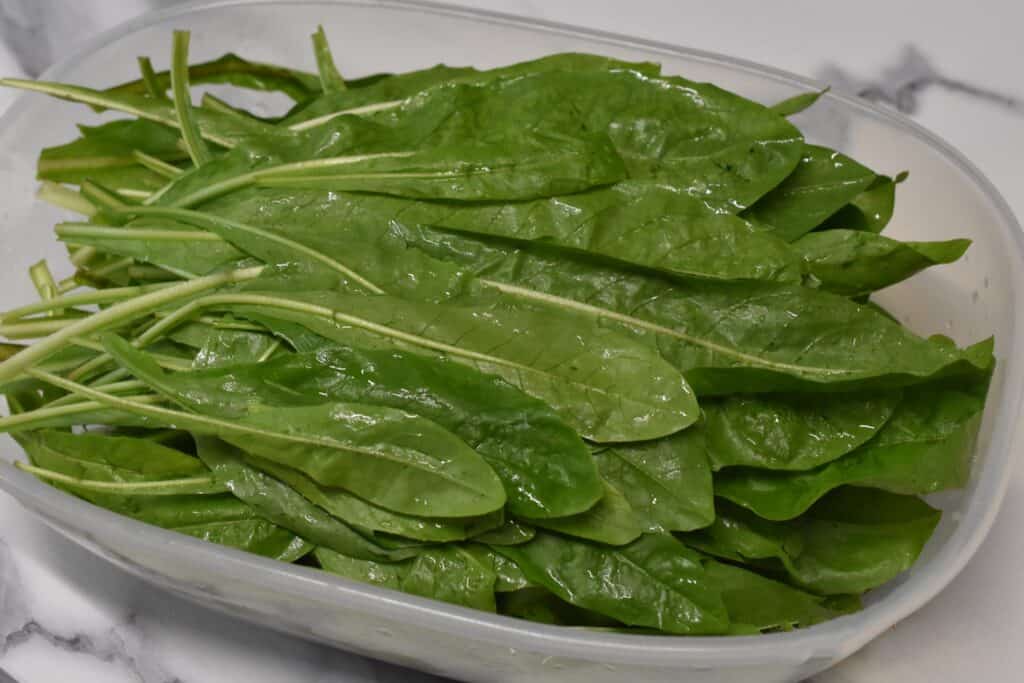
[0,539,180,683]
[819,45,1023,116]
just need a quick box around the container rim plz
[1,0,1021,666]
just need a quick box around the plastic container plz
[0,2,1021,681]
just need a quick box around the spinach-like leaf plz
[244,453,502,543]
[400,544,498,611]
[317,544,499,611]
[498,587,621,627]
[593,429,714,532]
[372,220,993,393]
[0,76,283,149]
[105,52,323,102]
[463,544,531,592]
[530,481,642,546]
[818,174,898,233]
[683,490,941,595]
[220,290,698,443]
[56,222,246,278]
[105,340,602,518]
[715,385,984,520]
[473,520,536,546]
[696,555,860,633]
[217,182,802,283]
[742,145,876,241]
[314,547,407,590]
[283,52,661,131]
[35,361,507,519]
[194,435,416,561]
[793,230,970,297]
[704,391,901,471]
[38,119,187,193]
[769,89,828,117]
[14,430,310,561]
[496,532,730,635]
[253,130,627,202]
[364,68,803,208]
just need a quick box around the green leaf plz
[219,290,698,443]
[703,391,901,471]
[793,230,971,297]
[244,453,502,543]
[742,145,876,241]
[498,587,620,627]
[0,76,283,149]
[714,385,985,520]
[695,555,860,633]
[105,52,323,102]
[194,435,415,561]
[231,182,803,283]
[594,429,714,532]
[769,89,828,117]
[463,544,531,592]
[496,532,730,635]
[38,119,186,193]
[473,520,536,546]
[38,356,508,519]
[400,545,498,611]
[13,430,309,561]
[361,67,803,208]
[105,340,602,518]
[531,481,643,546]
[253,130,627,202]
[375,221,993,393]
[683,490,941,595]
[55,222,246,278]
[818,174,897,233]
[283,52,660,131]
[314,547,408,590]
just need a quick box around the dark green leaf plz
[105,341,602,519]
[105,52,323,102]
[194,435,415,561]
[594,429,714,532]
[794,230,970,297]
[715,385,985,520]
[38,119,186,193]
[221,290,698,443]
[531,481,643,546]
[742,145,876,241]
[703,391,901,471]
[496,532,730,635]
[245,453,502,543]
[236,182,802,283]
[769,89,828,117]
[683,490,941,595]
[818,175,897,233]
[696,555,860,633]
[374,221,993,393]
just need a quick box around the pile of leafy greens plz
[0,27,992,636]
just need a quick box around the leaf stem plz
[0,266,262,383]
[15,462,225,495]
[170,30,213,166]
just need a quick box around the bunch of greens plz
[0,28,992,636]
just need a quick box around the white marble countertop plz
[0,1,1021,681]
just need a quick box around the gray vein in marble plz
[0,538,180,683]
[0,666,21,683]
[819,45,1023,115]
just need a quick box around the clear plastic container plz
[0,2,1021,681]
